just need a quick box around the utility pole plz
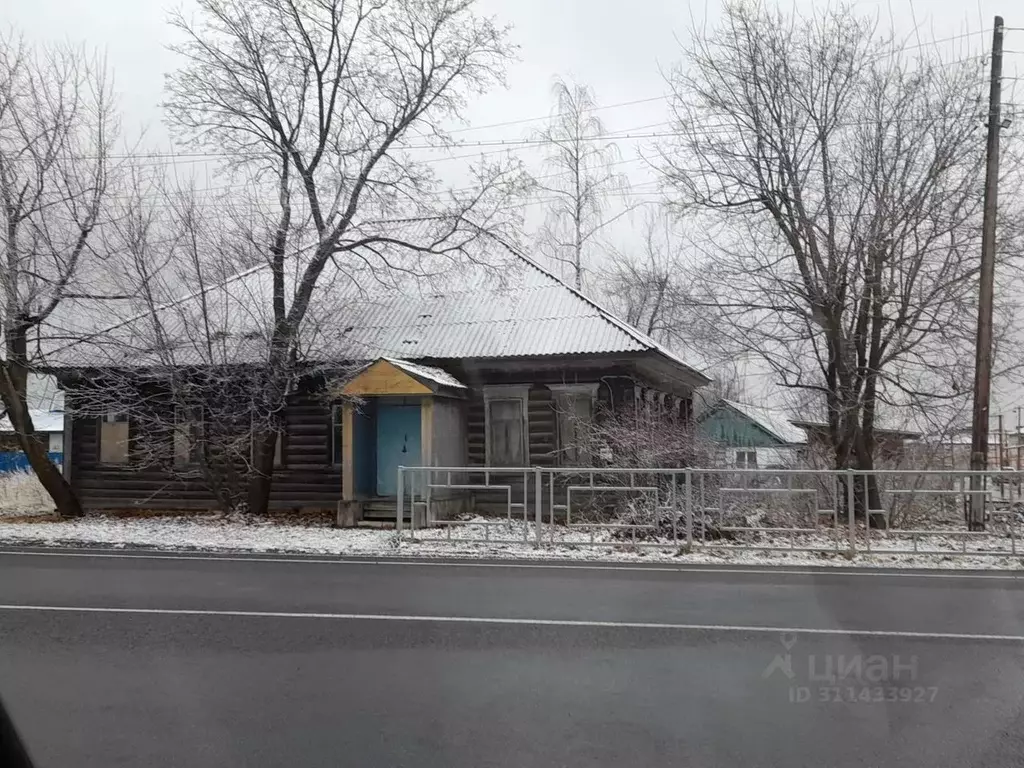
[969,16,1004,531]
[998,413,1005,469]
[1016,406,1022,471]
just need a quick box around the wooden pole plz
[968,16,1005,531]
[1016,406,1022,471]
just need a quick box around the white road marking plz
[0,603,1022,641]
[0,547,1022,580]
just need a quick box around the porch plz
[335,359,470,526]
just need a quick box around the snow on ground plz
[0,513,1022,570]
[0,471,55,517]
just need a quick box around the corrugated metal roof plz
[48,231,707,382]
[723,400,806,445]
[0,409,64,434]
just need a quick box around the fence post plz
[409,469,416,541]
[685,468,694,549]
[846,468,856,557]
[670,472,678,546]
[534,467,543,549]
[396,467,404,535]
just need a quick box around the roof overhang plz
[341,358,467,398]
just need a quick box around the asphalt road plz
[1,549,1024,767]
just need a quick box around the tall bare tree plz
[163,0,523,515]
[0,32,117,517]
[658,2,1011,522]
[534,78,630,290]
[603,208,692,346]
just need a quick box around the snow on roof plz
[383,358,466,389]
[722,399,806,445]
[0,409,64,433]
[45,225,707,385]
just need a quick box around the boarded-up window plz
[174,407,204,466]
[488,400,524,466]
[483,386,529,467]
[553,385,598,466]
[99,411,129,464]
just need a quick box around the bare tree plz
[163,0,524,515]
[534,78,631,290]
[602,208,691,345]
[692,362,747,417]
[62,182,266,513]
[658,2,1012,523]
[0,32,117,517]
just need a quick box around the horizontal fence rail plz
[395,466,1024,559]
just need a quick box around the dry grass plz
[0,471,55,517]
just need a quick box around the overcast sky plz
[8,0,1012,181]
[8,0,1022,416]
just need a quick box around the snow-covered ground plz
[1,513,1023,570]
[0,471,55,517]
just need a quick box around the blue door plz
[376,404,421,496]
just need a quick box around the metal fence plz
[396,465,1024,558]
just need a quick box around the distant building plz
[0,409,64,472]
[919,428,1013,470]
[698,400,806,468]
[699,400,921,469]
[789,419,920,466]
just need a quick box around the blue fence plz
[0,452,63,474]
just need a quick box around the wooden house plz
[48,246,709,523]
[699,400,921,470]
[698,399,806,468]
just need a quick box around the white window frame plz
[736,449,758,469]
[550,384,599,467]
[483,385,530,467]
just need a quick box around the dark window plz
[736,450,758,469]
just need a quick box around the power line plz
[93,97,1000,166]
[870,29,992,60]
[445,95,668,135]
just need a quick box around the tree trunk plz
[247,427,278,516]
[853,442,886,529]
[0,325,83,518]
[16,422,82,518]
[0,374,83,518]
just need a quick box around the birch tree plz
[659,2,1009,522]
[164,0,523,515]
[0,33,117,517]
[535,78,630,290]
